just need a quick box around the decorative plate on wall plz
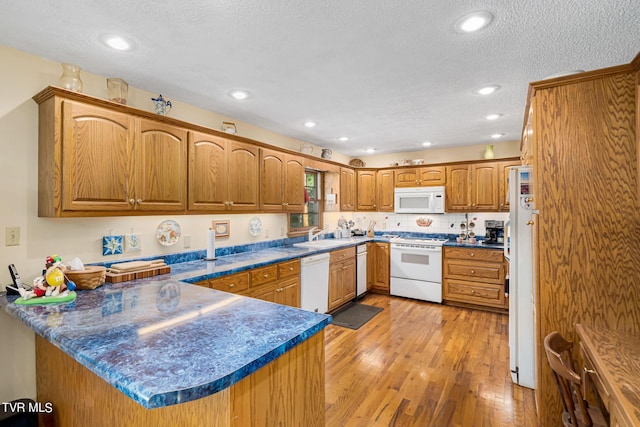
[156,220,181,246]
[248,217,262,237]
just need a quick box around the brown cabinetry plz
[37,95,188,216]
[204,259,301,308]
[395,166,445,187]
[367,242,390,294]
[328,247,356,311]
[356,170,394,211]
[260,148,305,212]
[188,131,259,211]
[498,159,521,212]
[443,247,506,311]
[340,167,356,211]
[445,162,499,211]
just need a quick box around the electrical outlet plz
[183,234,191,248]
[5,227,20,246]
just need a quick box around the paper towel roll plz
[206,228,216,260]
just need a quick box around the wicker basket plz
[64,266,107,290]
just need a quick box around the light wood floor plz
[324,293,538,427]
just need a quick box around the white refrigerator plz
[506,166,536,389]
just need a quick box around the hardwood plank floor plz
[325,294,538,427]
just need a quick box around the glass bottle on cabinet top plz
[58,63,83,92]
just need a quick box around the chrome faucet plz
[308,227,325,242]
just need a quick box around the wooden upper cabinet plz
[136,118,187,211]
[498,160,521,212]
[260,148,304,212]
[445,164,471,211]
[340,167,356,211]
[188,131,259,211]
[60,100,135,212]
[356,170,377,210]
[395,166,445,187]
[446,163,499,211]
[376,170,394,211]
[51,99,186,215]
[470,163,499,211]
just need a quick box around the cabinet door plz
[340,167,356,211]
[498,160,521,211]
[251,284,277,303]
[470,162,498,211]
[376,170,394,211]
[227,141,259,211]
[371,243,390,292]
[328,262,344,311]
[419,166,446,186]
[61,100,135,211]
[342,259,357,302]
[445,165,471,211]
[188,131,228,211]
[274,278,301,308]
[394,169,419,187]
[366,242,375,291]
[356,170,377,210]
[260,148,285,211]
[283,154,305,212]
[137,118,187,211]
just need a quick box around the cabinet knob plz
[526,220,535,225]
[129,199,135,205]
[229,201,234,206]
[229,283,235,288]
[470,253,475,257]
[263,273,269,278]
[289,267,293,271]
[136,199,142,204]
[525,197,534,203]
[471,290,476,294]
[470,270,475,274]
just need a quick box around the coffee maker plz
[484,220,505,244]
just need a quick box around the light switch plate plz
[5,227,20,246]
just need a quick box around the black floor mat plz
[331,302,383,330]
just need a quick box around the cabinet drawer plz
[580,342,610,410]
[330,246,356,263]
[444,260,504,284]
[444,279,505,307]
[250,265,278,287]
[444,247,504,263]
[278,259,300,279]
[209,272,249,293]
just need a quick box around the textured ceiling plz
[0,0,638,156]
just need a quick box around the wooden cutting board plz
[105,265,171,283]
[109,259,164,272]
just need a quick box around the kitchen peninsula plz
[1,279,330,426]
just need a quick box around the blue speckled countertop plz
[0,232,503,410]
[1,280,330,409]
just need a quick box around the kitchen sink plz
[293,239,355,249]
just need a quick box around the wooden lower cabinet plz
[328,247,356,311]
[204,259,300,308]
[442,247,506,311]
[367,242,390,294]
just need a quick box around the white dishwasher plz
[300,252,330,313]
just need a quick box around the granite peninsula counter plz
[1,279,330,426]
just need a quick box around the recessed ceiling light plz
[338,136,349,142]
[454,11,494,33]
[473,85,501,95]
[491,133,506,139]
[421,141,433,147]
[303,121,317,128]
[485,114,503,120]
[229,90,250,100]
[101,35,132,51]
[365,148,376,153]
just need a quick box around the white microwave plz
[394,186,445,214]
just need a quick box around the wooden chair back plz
[544,331,593,427]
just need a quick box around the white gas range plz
[389,237,448,303]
